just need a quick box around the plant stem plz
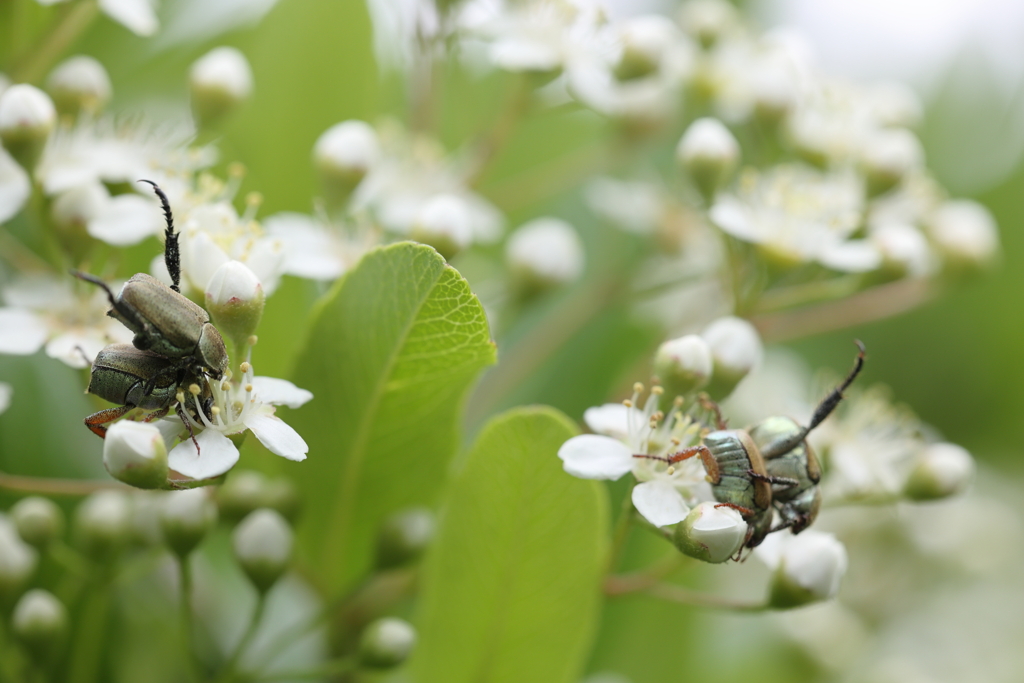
[465,73,532,187]
[605,484,637,575]
[642,582,769,612]
[11,0,99,84]
[216,590,268,683]
[0,471,125,496]
[751,278,936,343]
[177,554,199,683]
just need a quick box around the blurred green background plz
[1,1,1021,681]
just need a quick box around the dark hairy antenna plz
[761,340,866,459]
[138,179,180,293]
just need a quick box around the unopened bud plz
[927,199,999,273]
[359,617,417,669]
[375,507,436,569]
[613,16,677,81]
[314,120,379,206]
[217,470,270,522]
[673,502,746,563]
[189,47,253,126]
[676,118,739,201]
[262,478,301,523]
[206,260,265,351]
[0,84,56,167]
[11,497,64,549]
[129,492,165,546]
[653,334,712,397]
[700,316,762,399]
[678,0,738,49]
[903,442,974,501]
[51,182,108,254]
[232,508,293,593]
[0,516,38,601]
[11,589,67,660]
[411,194,473,260]
[103,420,169,489]
[861,128,923,197]
[758,530,847,609]
[0,381,10,414]
[74,490,132,559]
[160,489,217,558]
[46,55,112,116]
[506,217,584,295]
[870,222,932,280]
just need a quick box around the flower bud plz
[672,502,746,563]
[51,182,109,258]
[758,530,848,609]
[0,515,38,602]
[676,118,739,201]
[74,490,132,559]
[217,470,270,522]
[206,260,265,351]
[11,589,67,660]
[359,617,417,669]
[232,508,293,593]
[189,47,253,126]
[375,507,436,569]
[926,199,999,273]
[678,0,738,49]
[262,477,301,523]
[506,217,584,295]
[11,497,64,549]
[0,84,56,167]
[129,492,165,546]
[411,194,473,260]
[653,334,712,398]
[861,128,923,197]
[314,120,379,206]
[613,16,677,81]
[0,381,10,414]
[103,421,169,489]
[700,316,762,399]
[46,55,112,116]
[870,222,932,281]
[160,489,217,558]
[903,442,974,501]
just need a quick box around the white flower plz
[0,146,31,223]
[460,0,615,75]
[0,274,133,368]
[46,55,113,114]
[567,15,693,128]
[584,177,665,235]
[173,194,286,296]
[709,164,880,272]
[505,216,584,287]
[263,212,379,281]
[757,530,848,606]
[815,385,925,500]
[167,359,312,481]
[352,122,503,245]
[557,384,712,527]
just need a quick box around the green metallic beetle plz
[753,340,866,534]
[73,181,229,392]
[84,343,212,445]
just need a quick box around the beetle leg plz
[697,393,728,430]
[175,403,201,454]
[84,404,135,437]
[713,501,755,519]
[747,470,799,488]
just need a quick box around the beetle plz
[636,340,866,557]
[753,340,866,534]
[73,180,229,393]
[84,343,212,447]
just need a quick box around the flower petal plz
[99,0,158,36]
[44,332,107,369]
[246,412,308,461]
[632,479,690,527]
[0,309,48,354]
[88,193,162,246]
[251,376,313,408]
[0,147,30,223]
[168,429,240,480]
[557,434,633,480]
[582,403,641,441]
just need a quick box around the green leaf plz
[288,242,496,591]
[412,406,609,683]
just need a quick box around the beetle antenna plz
[139,179,181,293]
[761,340,866,459]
